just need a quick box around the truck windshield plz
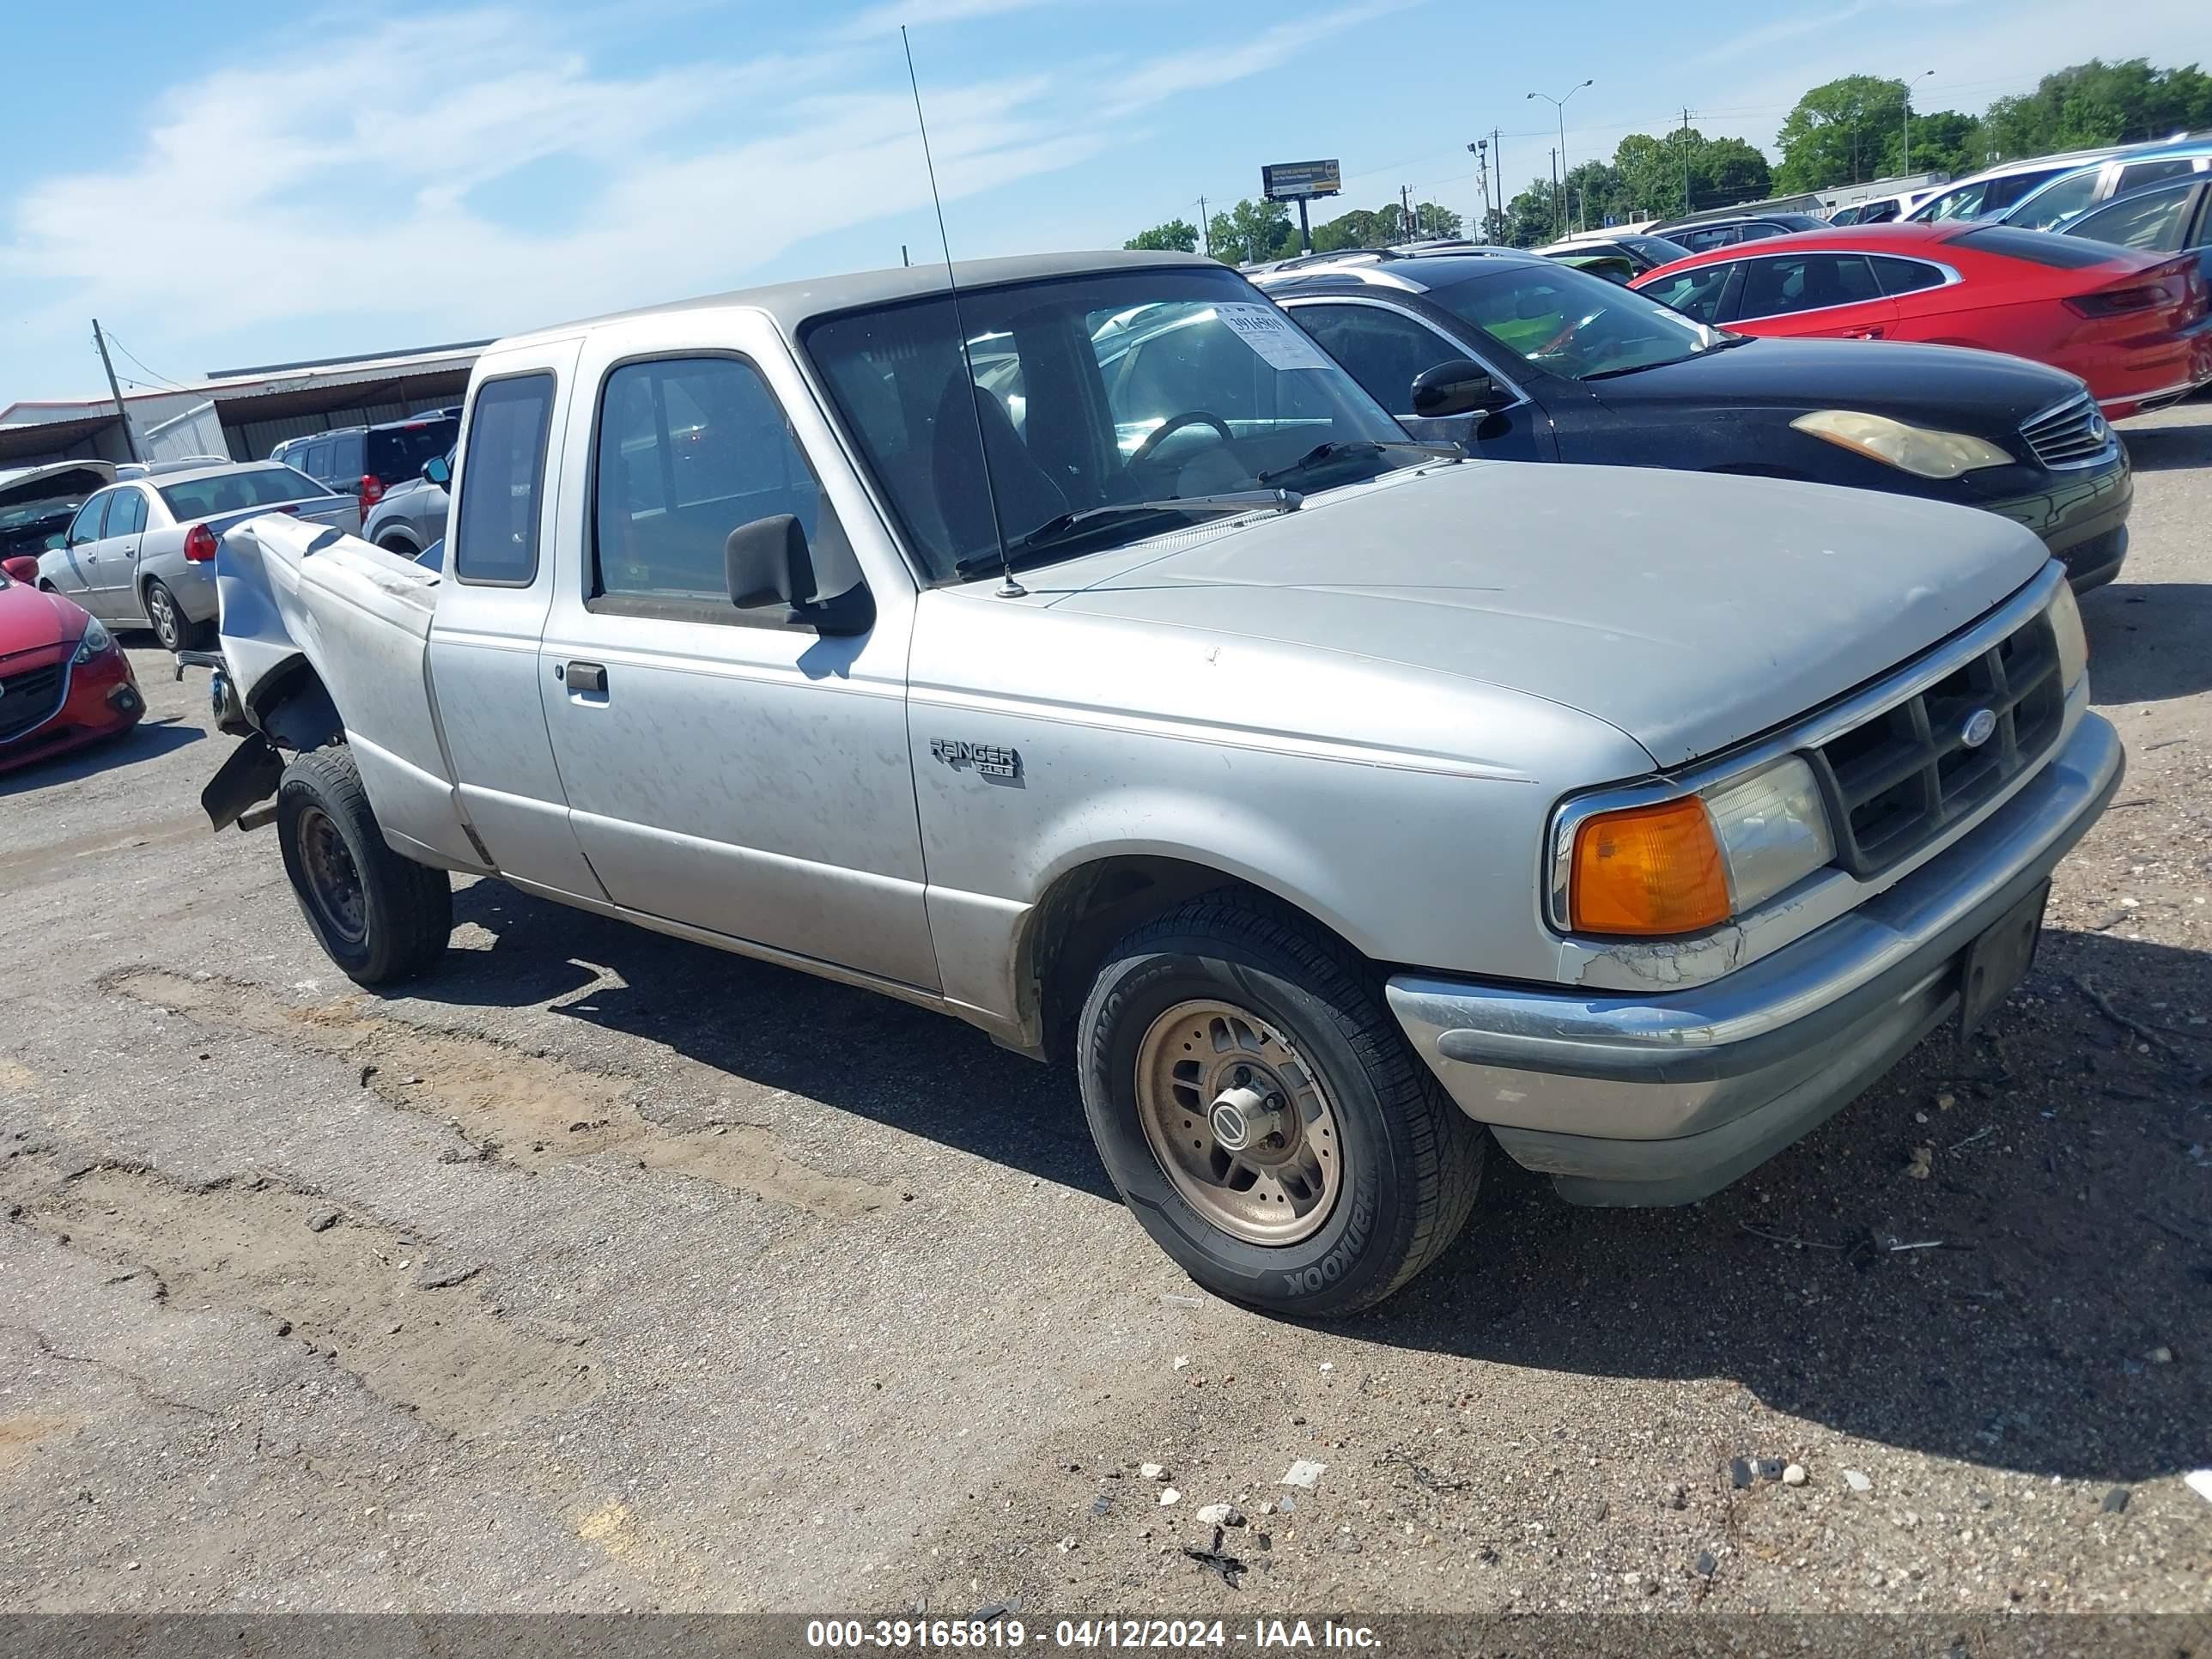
[802,265,1419,582]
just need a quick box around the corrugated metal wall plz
[228,399,432,462]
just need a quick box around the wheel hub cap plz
[1133,999,1343,1246]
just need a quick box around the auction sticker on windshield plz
[1214,303,1334,371]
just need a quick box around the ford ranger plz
[195,251,2123,1316]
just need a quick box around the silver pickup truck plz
[198,250,2121,1316]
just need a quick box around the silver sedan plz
[37,462,358,651]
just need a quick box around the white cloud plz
[837,0,1060,41]
[1100,0,1420,117]
[1,3,1378,374]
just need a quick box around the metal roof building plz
[0,339,489,470]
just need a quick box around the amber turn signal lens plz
[1570,796,1731,937]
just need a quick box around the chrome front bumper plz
[1386,711,2124,1206]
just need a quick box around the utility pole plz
[1196,197,1210,258]
[1903,70,1935,175]
[1469,137,1490,235]
[90,319,141,464]
[1400,183,1413,239]
[1548,148,1560,238]
[1681,107,1694,214]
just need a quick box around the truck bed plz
[218,515,483,871]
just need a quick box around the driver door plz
[1284,297,1553,459]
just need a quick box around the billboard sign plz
[1261,160,1342,202]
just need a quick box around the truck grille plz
[0,660,66,742]
[2020,392,2111,468]
[1806,611,2065,879]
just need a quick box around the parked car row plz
[1255,251,2134,590]
[19,462,359,651]
[270,408,458,522]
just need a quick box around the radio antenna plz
[902,27,1024,599]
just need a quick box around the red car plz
[1631,222,2212,418]
[0,555,144,773]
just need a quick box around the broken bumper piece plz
[1384,711,2123,1207]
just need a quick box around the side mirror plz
[1410,358,1513,419]
[2,556,39,584]
[422,455,451,486]
[725,514,873,635]
[44,532,67,551]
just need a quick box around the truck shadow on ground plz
[1370,922,2212,1486]
[434,879,1116,1199]
[430,878,2207,1482]
[2082,583,2212,705]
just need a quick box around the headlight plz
[1565,757,1835,936]
[2050,578,2087,691]
[70,616,113,665]
[1790,410,2014,479]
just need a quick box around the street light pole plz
[1527,79,1594,235]
[1903,70,1935,174]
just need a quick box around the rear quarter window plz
[1954,226,2127,268]
[451,374,555,586]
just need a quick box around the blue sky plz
[3,0,2203,402]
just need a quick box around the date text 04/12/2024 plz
[804,1620,1382,1650]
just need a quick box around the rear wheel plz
[1077,891,1486,1317]
[276,747,451,986]
[143,580,187,651]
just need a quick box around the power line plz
[101,331,188,392]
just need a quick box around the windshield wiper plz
[954,490,1302,578]
[1256,438,1460,487]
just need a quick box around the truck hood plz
[1033,461,2051,769]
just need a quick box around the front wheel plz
[276,747,452,986]
[1077,892,1486,1317]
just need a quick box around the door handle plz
[561,660,608,695]
[1847,326,1885,339]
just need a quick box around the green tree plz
[1309,199,1465,252]
[1980,59,2212,159]
[1124,218,1199,253]
[1206,198,1296,265]
[1696,137,1772,207]
[1899,109,1982,175]
[1775,75,1911,191]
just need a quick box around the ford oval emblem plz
[1961,708,1998,750]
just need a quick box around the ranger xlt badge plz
[931,738,1022,781]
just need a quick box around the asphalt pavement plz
[3,406,2209,1618]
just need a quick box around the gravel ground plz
[1,404,2208,1620]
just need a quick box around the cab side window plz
[592,356,831,611]
[452,374,555,586]
[68,493,112,544]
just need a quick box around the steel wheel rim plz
[1133,998,1343,1246]
[148,587,177,648]
[296,805,368,946]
